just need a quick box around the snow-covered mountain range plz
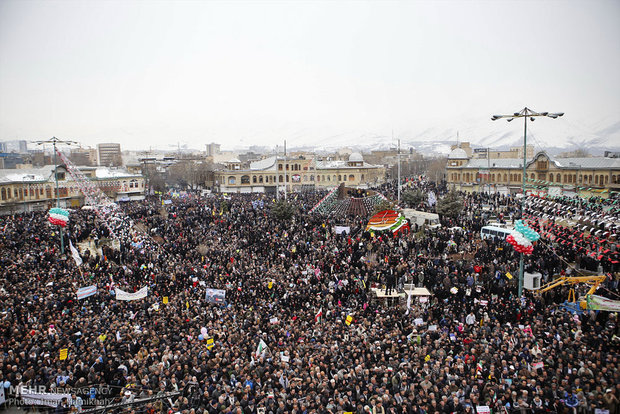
[289,116,620,156]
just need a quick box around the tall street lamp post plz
[491,108,564,297]
[34,137,78,254]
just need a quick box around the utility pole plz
[275,145,279,201]
[313,151,317,192]
[492,107,563,297]
[34,136,78,255]
[397,138,401,204]
[487,147,490,193]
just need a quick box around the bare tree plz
[426,158,447,183]
[167,159,214,191]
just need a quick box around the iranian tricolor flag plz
[314,307,323,323]
[255,339,268,358]
[48,207,69,227]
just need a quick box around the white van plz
[480,225,513,240]
[402,209,441,229]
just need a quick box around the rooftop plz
[0,166,141,184]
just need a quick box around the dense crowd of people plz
[0,182,618,414]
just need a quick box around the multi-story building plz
[214,152,385,194]
[206,143,221,157]
[0,153,27,169]
[97,143,122,166]
[69,147,98,166]
[315,152,385,188]
[471,145,535,160]
[0,140,28,153]
[446,148,620,198]
[0,165,144,215]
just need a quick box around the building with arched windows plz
[214,152,386,194]
[0,165,144,215]
[446,149,620,198]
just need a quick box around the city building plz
[446,148,620,198]
[205,143,221,157]
[0,165,144,215]
[214,152,385,194]
[315,152,385,188]
[0,140,28,154]
[0,153,28,169]
[69,147,98,166]
[97,143,122,166]
[471,145,535,160]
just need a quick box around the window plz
[503,173,507,182]
[595,175,599,185]
[310,175,314,181]
[537,161,548,170]
[228,176,236,185]
[278,164,283,171]
[259,176,263,183]
[349,174,355,181]
[279,175,283,183]
[338,175,341,181]
[252,176,257,184]
[1,188,5,201]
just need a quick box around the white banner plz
[116,286,148,301]
[476,406,490,414]
[335,226,350,235]
[20,387,71,408]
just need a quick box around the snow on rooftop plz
[94,168,140,178]
[250,156,277,171]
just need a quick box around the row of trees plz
[142,159,215,194]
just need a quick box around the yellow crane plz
[535,275,607,309]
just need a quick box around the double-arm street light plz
[491,107,564,297]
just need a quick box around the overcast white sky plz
[0,0,618,151]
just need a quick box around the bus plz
[480,225,514,240]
